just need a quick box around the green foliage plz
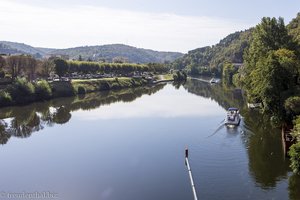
[35,80,52,100]
[285,96,300,116]
[54,58,69,77]
[241,17,299,119]
[222,62,238,86]
[0,91,12,106]
[68,61,167,74]
[289,142,300,174]
[287,12,300,45]
[291,116,300,142]
[72,77,146,93]
[51,81,76,97]
[171,29,252,76]
[8,78,35,104]
[173,71,187,82]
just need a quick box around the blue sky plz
[1,0,299,52]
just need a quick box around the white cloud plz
[0,0,253,52]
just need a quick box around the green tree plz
[242,17,298,117]
[54,58,68,78]
[41,59,55,78]
[222,62,237,86]
[289,142,300,174]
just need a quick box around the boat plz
[282,125,296,157]
[225,107,241,126]
[209,78,220,84]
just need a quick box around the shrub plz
[51,81,76,97]
[77,86,86,94]
[173,70,187,82]
[9,78,35,104]
[291,116,300,141]
[285,96,300,116]
[35,80,52,100]
[0,91,12,106]
[289,142,300,174]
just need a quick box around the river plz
[0,79,299,200]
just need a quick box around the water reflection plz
[289,174,300,200]
[183,78,299,197]
[0,84,166,145]
[1,79,299,199]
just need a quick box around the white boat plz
[225,107,241,126]
[210,78,220,84]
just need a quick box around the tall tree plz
[6,55,26,80]
[54,58,68,78]
[25,56,37,81]
[41,59,55,78]
[244,18,296,95]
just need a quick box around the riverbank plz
[52,77,148,97]
[0,76,173,108]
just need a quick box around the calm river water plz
[0,79,299,200]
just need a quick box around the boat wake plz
[206,122,225,138]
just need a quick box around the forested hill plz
[0,41,183,63]
[49,44,183,63]
[0,41,45,58]
[171,29,253,76]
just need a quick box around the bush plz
[289,142,300,174]
[77,86,86,94]
[291,116,300,141]
[0,91,12,106]
[285,96,300,116]
[35,80,52,100]
[51,81,76,97]
[9,78,35,104]
[173,70,187,82]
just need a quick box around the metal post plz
[185,148,198,200]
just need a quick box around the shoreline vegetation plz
[171,12,300,174]
[0,75,176,108]
[0,83,167,145]
[0,54,185,108]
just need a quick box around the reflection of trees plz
[247,119,289,188]
[184,79,245,110]
[0,120,11,145]
[0,84,166,145]
[289,174,300,200]
[183,79,290,189]
[53,107,72,124]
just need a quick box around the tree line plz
[229,16,300,174]
[0,55,168,81]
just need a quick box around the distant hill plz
[171,29,253,76]
[0,41,45,58]
[0,41,183,63]
[48,44,183,63]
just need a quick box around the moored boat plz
[209,78,220,84]
[225,107,241,126]
[282,125,296,157]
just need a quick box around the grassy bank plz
[0,77,148,107]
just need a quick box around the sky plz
[0,0,300,53]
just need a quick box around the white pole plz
[185,148,198,200]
